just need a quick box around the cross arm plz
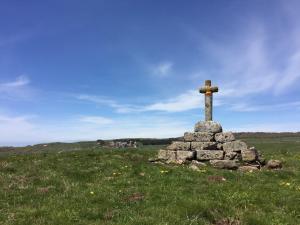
[199,86,218,93]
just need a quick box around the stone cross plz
[199,80,218,121]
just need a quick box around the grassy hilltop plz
[0,135,300,225]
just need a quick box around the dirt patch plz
[124,192,144,203]
[207,175,226,183]
[214,218,241,225]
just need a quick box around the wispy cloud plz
[76,94,140,113]
[0,31,35,47]
[228,101,300,112]
[0,75,34,100]
[79,116,114,125]
[76,89,203,113]
[0,75,30,88]
[195,21,300,98]
[151,61,173,77]
[143,90,202,112]
[0,113,191,146]
[229,122,300,132]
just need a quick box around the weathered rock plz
[210,160,238,169]
[183,132,214,142]
[191,142,218,150]
[166,159,184,164]
[238,165,259,172]
[241,147,258,162]
[194,121,222,133]
[148,157,159,162]
[189,164,200,171]
[190,160,207,167]
[224,151,237,160]
[176,151,195,161]
[196,150,224,160]
[266,159,282,169]
[158,149,177,161]
[257,152,266,165]
[157,149,168,160]
[217,143,223,150]
[215,132,235,143]
[167,141,190,151]
[223,140,248,152]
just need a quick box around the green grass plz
[0,138,300,225]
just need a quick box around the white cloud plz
[143,90,202,112]
[76,94,139,113]
[76,89,203,113]
[79,116,114,125]
[0,75,33,100]
[0,75,30,89]
[228,101,300,112]
[151,61,173,77]
[0,113,191,146]
[195,22,300,98]
[229,122,300,132]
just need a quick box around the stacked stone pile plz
[157,121,266,170]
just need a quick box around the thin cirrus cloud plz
[198,22,300,96]
[151,61,173,77]
[76,89,203,113]
[0,75,33,100]
[0,75,30,89]
[79,116,114,125]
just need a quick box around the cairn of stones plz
[156,80,274,170]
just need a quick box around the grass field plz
[0,137,300,225]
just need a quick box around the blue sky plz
[1,0,300,146]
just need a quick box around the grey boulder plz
[266,160,282,169]
[191,142,218,150]
[238,165,259,172]
[167,141,190,151]
[223,140,248,152]
[215,132,235,143]
[194,121,222,133]
[183,132,214,142]
[176,151,195,161]
[196,150,224,160]
[241,147,258,162]
[210,160,239,169]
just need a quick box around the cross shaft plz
[199,80,218,121]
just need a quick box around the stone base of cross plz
[199,80,218,121]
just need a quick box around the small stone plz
[238,166,259,172]
[191,142,218,150]
[183,132,214,142]
[194,121,222,133]
[166,141,190,151]
[196,150,224,160]
[214,132,235,143]
[190,160,207,167]
[176,151,195,161]
[189,164,200,171]
[223,140,248,152]
[148,157,159,162]
[241,148,258,162]
[210,160,238,169]
[266,160,282,169]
